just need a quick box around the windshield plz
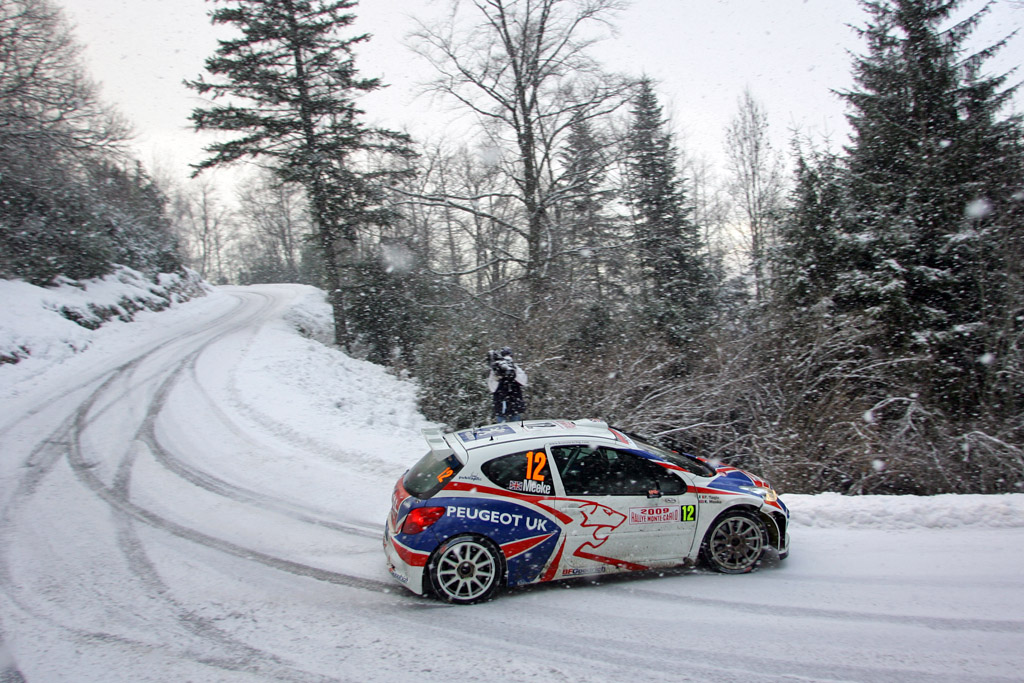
[633,437,717,477]
[403,449,464,499]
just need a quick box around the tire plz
[700,510,767,574]
[428,535,505,604]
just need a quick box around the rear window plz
[403,450,464,499]
[481,450,553,495]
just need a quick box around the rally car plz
[384,419,789,604]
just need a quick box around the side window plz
[481,450,553,496]
[551,445,612,496]
[552,445,686,496]
[605,450,687,496]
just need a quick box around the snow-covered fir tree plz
[624,78,709,344]
[186,0,415,348]
[555,115,626,305]
[834,0,1023,415]
[776,143,845,309]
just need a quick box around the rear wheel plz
[428,535,504,604]
[700,510,767,574]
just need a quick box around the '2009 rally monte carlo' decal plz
[629,506,687,524]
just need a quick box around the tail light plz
[389,476,411,531]
[401,506,445,535]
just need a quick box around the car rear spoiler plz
[422,427,463,462]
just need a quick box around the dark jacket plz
[487,359,528,418]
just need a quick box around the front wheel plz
[700,510,767,574]
[428,535,504,604]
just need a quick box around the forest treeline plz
[0,0,181,283]
[2,0,1022,495]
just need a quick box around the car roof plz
[426,419,633,462]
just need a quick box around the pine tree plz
[836,0,1024,414]
[624,78,708,343]
[775,142,844,309]
[555,115,624,304]
[186,0,414,347]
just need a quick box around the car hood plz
[704,466,788,514]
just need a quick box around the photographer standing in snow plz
[486,346,528,423]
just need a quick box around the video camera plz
[487,348,517,379]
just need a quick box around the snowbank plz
[0,265,209,365]
[788,491,1024,529]
[228,284,432,477]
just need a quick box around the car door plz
[549,444,699,572]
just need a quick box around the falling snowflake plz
[964,198,993,219]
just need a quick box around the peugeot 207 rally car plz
[384,419,789,604]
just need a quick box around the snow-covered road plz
[2,283,1023,682]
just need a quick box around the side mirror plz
[646,487,662,499]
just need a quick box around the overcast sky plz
[56,0,1024,194]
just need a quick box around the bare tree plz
[0,0,128,157]
[171,178,235,283]
[724,89,785,302]
[234,171,311,282]
[396,142,522,314]
[684,152,731,300]
[410,0,632,317]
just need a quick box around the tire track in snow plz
[57,290,399,596]
[57,290,385,679]
[0,290,408,681]
[71,389,396,594]
[139,341,379,539]
[0,364,161,681]
[91,290,375,680]
[403,589,1021,683]
[0,363,147,681]
[0,292,248,437]
[110,444,342,683]
[604,580,1024,634]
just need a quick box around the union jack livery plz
[384,419,789,603]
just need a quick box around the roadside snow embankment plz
[0,265,209,365]
[228,284,431,477]
[788,491,1024,529]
